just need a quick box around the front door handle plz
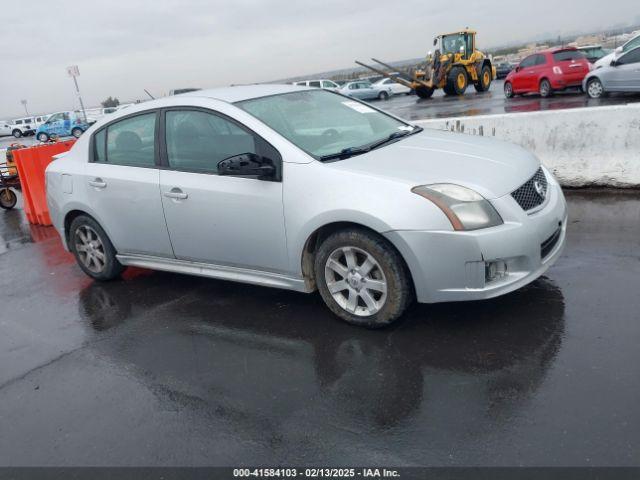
[163,188,188,200]
[89,178,107,189]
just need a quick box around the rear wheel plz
[315,228,412,328]
[446,66,468,95]
[587,78,604,98]
[12,129,22,138]
[378,90,389,100]
[37,132,49,142]
[414,86,434,99]
[0,189,17,210]
[504,81,514,98]
[539,79,552,98]
[474,65,492,92]
[71,127,83,138]
[69,215,124,281]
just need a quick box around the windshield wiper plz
[319,146,371,161]
[318,126,423,161]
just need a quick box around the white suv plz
[10,117,36,138]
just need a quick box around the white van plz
[293,79,340,91]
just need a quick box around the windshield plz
[441,33,469,55]
[236,90,415,159]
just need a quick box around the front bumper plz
[385,178,567,304]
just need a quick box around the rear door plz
[85,111,174,257]
[552,49,590,85]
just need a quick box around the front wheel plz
[12,129,22,138]
[0,188,17,210]
[37,132,49,142]
[587,78,604,98]
[414,86,434,99]
[539,79,552,98]
[314,229,412,328]
[71,127,83,138]
[378,91,389,100]
[69,215,124,281]
[447,66,468,95]
[474,65,492,92]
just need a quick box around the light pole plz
[20,99,29,116]
[66,65,88,123]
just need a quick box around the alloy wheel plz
[75,225,107,273]
[588,80,603,98]
[324,246,387,316]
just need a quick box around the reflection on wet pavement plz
[0,189,639,466]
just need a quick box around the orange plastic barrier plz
[13,140,76,226]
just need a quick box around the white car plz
[9,117,36,138]
[595,33,640,69]
[294,79,340,91]
[373,77,411,95]
[46,85,567,327]
[0,121,13,136]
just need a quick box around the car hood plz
[594,52,615,68]
[326,129,540,199]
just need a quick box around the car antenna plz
[144,89,155,100]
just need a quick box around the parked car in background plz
[293,79,340,91]
[169,88,201,96]
[10,117,36,137]
[35,111,90,142]
[583,46,640,98]
[46,85,566,327]
[338,80,393,100]
[595,33,640,69]
[504,47,591,98]
[0,121,12,136]
[577,45,610,63]
[372,77,411,95]
[495,62,515,79]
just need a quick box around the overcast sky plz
[1,0,638,117]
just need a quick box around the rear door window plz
[94,113,156,167]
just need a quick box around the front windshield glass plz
[441,34,467,55]
[236,90,413,159]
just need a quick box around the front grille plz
[541,226,561,259]
[511,167,548,212]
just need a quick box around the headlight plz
[411,184,503,231]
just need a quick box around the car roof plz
[181,84,312,103]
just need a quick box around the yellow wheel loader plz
[356,29,496,99]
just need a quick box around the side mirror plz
[515,66,521,72]
[218,153,276,180]
[610,59,617,67]
[615,46,622,53]
[433,38,437,46]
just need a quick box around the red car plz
[504,47,591,98]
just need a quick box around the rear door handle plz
[88,178,107,189]
[163,188,188,200]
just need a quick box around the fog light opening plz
[485,260,508,283]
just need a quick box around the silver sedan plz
[584,46,640,98]
[46,85,567,327]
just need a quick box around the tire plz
[12,129,22,138]
[414,86,434,99]
[504,81,514,98]
[446,66,468,95]
[37,132,49,142]
[587,78,604,98]
[314,228,412,328]
[378,91,389,101]
[539,78,552,98]
[71,127,83,138]
[69,215,124,281]
[474,65,492,92]
[0,188,17,210]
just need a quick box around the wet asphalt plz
[0,189,639,467]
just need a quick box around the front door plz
[85,111,174,257]
[609,48,640,91]
[158,108,289,273]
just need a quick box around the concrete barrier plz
[415,103,640,188]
